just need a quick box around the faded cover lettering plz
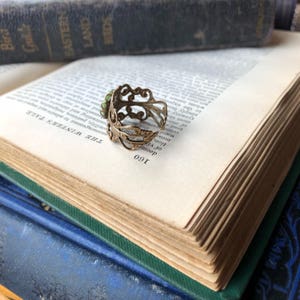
[0,0,275,64]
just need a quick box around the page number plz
[134,154,150,165]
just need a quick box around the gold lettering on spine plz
[42,13,53,59]
[102,17,114,46]
[17,24,39,53]
[80,17,94,48]
[58,12,75,58]
[256,0,264,38]
[0,29,14,51]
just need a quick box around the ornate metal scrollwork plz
[101,84,168,150]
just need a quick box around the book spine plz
[0,0,276,64]
[0,176,190,300]
[274,0,297,29]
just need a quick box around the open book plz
[0,31,300,291]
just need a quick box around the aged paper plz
[0,31,299,228]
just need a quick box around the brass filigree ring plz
[100,84,168,150]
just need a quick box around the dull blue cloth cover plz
[0,0,275,64]
[248,179,300,299]
[0,175,190,300]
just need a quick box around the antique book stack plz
[0,29,300,298]
[1,0,300,299]
[1,152,300,299]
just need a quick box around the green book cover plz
[0,152,299,299]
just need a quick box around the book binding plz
[0,0,275,64]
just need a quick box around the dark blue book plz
[0,0,275,64]
[246,178,300,299]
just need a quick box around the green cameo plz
[100,90,114,119]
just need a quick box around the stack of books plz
[0,1,300,299]
[1,153,300,299]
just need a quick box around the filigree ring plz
[100,84,168,150]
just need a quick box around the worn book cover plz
[0,0,275,64]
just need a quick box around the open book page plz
[0,63,63,95]
[0,31,299,228]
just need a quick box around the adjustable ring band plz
[100,84,168,150]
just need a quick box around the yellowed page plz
[0,31,299,228]
[0,63,62,94]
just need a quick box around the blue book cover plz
[0,175,190,300]
[247,178,300,299]
[0,0,275,64]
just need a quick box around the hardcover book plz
[0,0,276,64]
[0,175,189,300]
[0,30,300,293]
[1,152,300,299]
